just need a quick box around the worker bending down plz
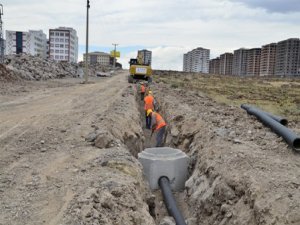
[147,109,167,147]
[144,91,154,129]
[140,83,146,100]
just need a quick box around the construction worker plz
[148,109,167,147]
[140,82,146,100]
[144,91,154,129]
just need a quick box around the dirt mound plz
[153,82,300,225]
[4,54,81,80]
[0,64,21,82]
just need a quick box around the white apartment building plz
[48,27,78,63]
[183,47,210,73]
[83,51,111,66]
[5,30,47,58]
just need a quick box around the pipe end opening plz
[293,138,300,152]
[280,119,288,126]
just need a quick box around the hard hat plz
[147,109,153,116]
[148,91,152,95]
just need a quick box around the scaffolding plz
[0,4,4,64]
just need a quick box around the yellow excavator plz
[128,52,152,83]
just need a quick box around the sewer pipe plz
[158,176,187,225]
[241,104,300,151]
[241,104,288,125]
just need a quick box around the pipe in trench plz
[241,104,300,151]
[158,176,187,225]
[241,104,288,125]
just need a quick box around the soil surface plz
[0,70,300,225]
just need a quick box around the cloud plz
[228,0,300,13]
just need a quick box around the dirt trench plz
[151,81,300,225]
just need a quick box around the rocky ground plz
[0,69,299,225]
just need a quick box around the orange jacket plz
[152,112,167,131]
[144,95,154,111]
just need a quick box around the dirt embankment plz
[0,73,155,225]
[153,82,300,225]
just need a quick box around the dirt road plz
[0,72,154,225]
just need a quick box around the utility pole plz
[84,0,90,83]
[112,43,118,69]
[0,4,4,64]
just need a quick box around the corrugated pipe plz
[158,176,187,225]
[241,104,288,125]
[241,104,300,151]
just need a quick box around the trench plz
[132,84,191,224]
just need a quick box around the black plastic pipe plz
[241,104,288,125]
[241,104,300,151]
[158,176,187,225]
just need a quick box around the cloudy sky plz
[2,0,300,70]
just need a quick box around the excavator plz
[128,52,152,83]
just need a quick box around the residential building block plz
[5,30,47,58]
[275,38,300,77]
[183,47,210,73]
[260,43,277,76]
[232,48,248,76]
[246,48,261,76]
[49,27,78,63]
[83,51,111,66]
[209,57,220,74]
[220,53,233,75]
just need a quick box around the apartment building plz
[5,30,47,57]
[260,43,277,76]
[219,53,233,75]
[232,48,248,76]
[209,57,220,74]
[246,48,261,76]
[138,49,152,65]
[83,51,111,66]
[183,47,210,73]
[275,38,300,77]
[48,27,78,63]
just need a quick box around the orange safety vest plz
[141,85,145,93]
[153,112,167,131]
[144,95,154,111]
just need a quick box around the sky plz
[2,0,300,70]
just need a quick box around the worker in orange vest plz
[147,109,167,147]
[140,83,146,100]
[144,91,155,129]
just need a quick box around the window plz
[50,44,54,47]
[50,32,54,35]
[65,39,69,43]
[60,39,64,42]
[60,50,64,53]
[65,50,68,54]
[55,55,59,59]
[60,44,64,48]
[50,49,54,53]
[60,56,64,59]
[55,38,59,42]
[55,32,59,36]
[60,33,64,36]
[65,56,68,59]
[55,50,59,53]
[55,44,59,47]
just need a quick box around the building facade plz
[5,30,47,57]
[219,53,233,75]
[183,47,210,73]
[275,38,300,77]
[209,57,220,74]
[232,48,248,76]
[260,43,277,76]
[246,48,261,76]
[48,27,78,63]
[83,51,111,66]
[138,49,152,65]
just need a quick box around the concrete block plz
[138,147,189,191]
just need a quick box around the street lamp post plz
[84,0,90,83]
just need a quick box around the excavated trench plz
[80,81,300,225]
